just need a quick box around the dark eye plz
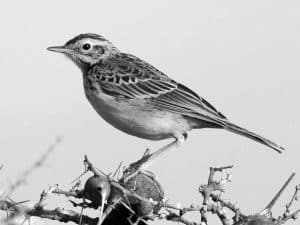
[82,43,91,51]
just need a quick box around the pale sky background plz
[0,1,299,225]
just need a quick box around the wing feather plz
[92,53,226,121]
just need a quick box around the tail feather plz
[221,120,285,153]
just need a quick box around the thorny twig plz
[84,155,159,207]
[52,186,83,199]
[198,165,234,224]
[274,179,300,225]
[166,210,201,225]
[199,166,233,205]
[83,155,161,225]
[198,166,234,225]
[100,197,124,224]
[35,186,58,210]
[210,193,244,217]
[6,137,62,196]
[0,198,98,225]
[262,173,296,216]
[123,141,182,182]
[284,184,300,216]
[0,152,299,225]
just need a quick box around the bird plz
[47,33,284,155]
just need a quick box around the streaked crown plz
[47,33,118,69]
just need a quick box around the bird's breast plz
[84,88,191,140]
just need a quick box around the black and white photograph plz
[0,1,299,225]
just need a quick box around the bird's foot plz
[123,149,152,180]
[123,136,185,182]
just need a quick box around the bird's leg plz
[132,217,149,225]
[146,134,186,166]
[123,134,186,181]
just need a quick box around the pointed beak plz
[47,46,72,54]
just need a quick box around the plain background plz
[0,1,299,224]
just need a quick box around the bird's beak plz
[47,46,72,54]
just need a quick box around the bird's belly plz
[86,91,189,140]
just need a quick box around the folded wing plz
[92,53,227,123]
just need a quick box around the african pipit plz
[47,33,284,155]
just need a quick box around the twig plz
[84,155,159,207]
[207,202,231,225]
[284,184,300,215]
[199,166,233,205]
[100,196,123,224]
[200,206,208,225]
[261,173,296,216]
[161,201,201,214]
[7,137,62,196]
[0,198,97,225]
[112,161,123,179]
[1,152,299,225]
[197,166,234,225]
[210,193,245,218]
[166,211,201,225]
[35,186,57,209]
[52,186,83,199]
[208,166,233,184]
[123,140,181,182]
[275,181,300,225]
[276,209,300,225]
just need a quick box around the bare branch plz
[261,173,296,216]
[210,193,245,219]
[166,211,201,225]
[52,186,83,199]
[284,184,300,216]
[275,182,300,225]
[7,137,62,196]
[84,155,159,207]
[0,198,97,225]
[276,209,300,225]
[199,165,233,205]
[1,154,299,225]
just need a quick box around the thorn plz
[70,170,88,184]
[112,161,123,179]
[143,148,151,157]
[95,167,107,177]
[97,193,106,225]
[261,173,295,215]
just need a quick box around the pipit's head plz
[47,33,117,70]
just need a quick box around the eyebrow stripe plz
[65,33,107,45]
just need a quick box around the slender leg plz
[124,134,186,181]
[145,134,186,166]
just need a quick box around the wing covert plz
[89,53,226,120]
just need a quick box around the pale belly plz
[85,90,190,140]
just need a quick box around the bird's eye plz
[81,43,92,51]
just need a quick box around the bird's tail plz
[221,120,285,153]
